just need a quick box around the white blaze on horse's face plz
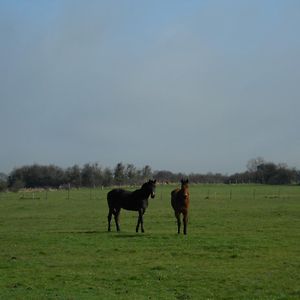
[151,190,155,198]
[150,180,156,198]
[150,186,156,198]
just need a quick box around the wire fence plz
[0,188,108,202]
[1,184,299,203]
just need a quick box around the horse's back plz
[107,188,121,201]
[107,189,130,206]
[107,188,145,211]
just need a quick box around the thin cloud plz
[1,1,300,173]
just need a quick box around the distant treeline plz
[0,158,299,191]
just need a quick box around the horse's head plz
[142,179,157,198]
[181,179,189,189]
[180,179,189,200]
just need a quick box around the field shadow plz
[49,230,148,238]
[51,230,106,235]
[112,233,148,239]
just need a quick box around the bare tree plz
[247,157,265,172]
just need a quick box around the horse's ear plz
[186,179,189,183]
[153,179,156,183]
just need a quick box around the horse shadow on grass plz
[52,230,105,235]
[112,233,148,239]
[52,230,147,238]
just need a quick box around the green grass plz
[0,185,299,299]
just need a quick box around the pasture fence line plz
[0,189,101,202]
[193,185,299,202]
[0,185,299,203]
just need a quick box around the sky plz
[1,0,300,174]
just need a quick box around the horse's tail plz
[107,189,122,208]
[107,190,115,208]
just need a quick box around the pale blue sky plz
[1,0,300,174]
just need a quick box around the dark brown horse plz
[107,180,156,233]
[171,179,190,235]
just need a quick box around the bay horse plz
[171,179,190,235]
[107,179,156,233]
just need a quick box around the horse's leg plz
[136,210,141,233]
[183,211,188,235]
[136,214,140,233]
[136,210,145,233]
[114,208,121,232]
[107,208,113,232]
[140,210,145,233]
[175,211,181,234]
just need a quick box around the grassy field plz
[0,184,299,299]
